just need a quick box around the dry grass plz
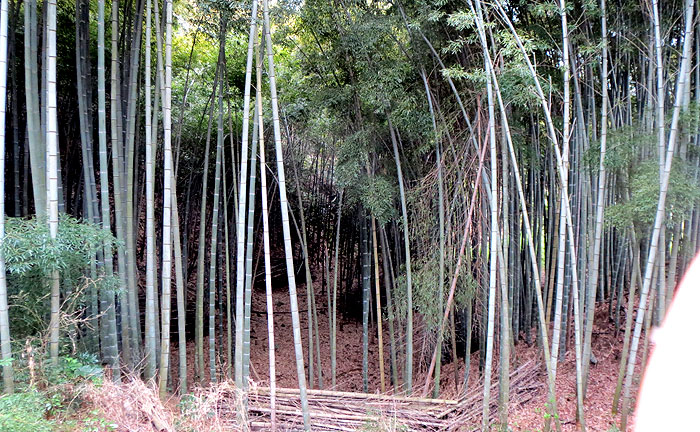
[79,376,251,432]
[81,377,175,432]
[178,381,248,432]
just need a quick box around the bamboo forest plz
[0,0,698,430]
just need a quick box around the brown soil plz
[245,284,640,431]
[507,309,641,431]
[167,280,640,431]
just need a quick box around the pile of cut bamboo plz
[217,360,542,431]
[449,360,544,428]
[247,387,457,431]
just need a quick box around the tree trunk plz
[0,0,14,393]
[263,0,310,427]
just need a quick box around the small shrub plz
[77,409,118,432]
[0,390,55,432]
[0,215,119,340]
[44,353,103,386]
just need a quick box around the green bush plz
[394,255,476,331]
[606,159,700,230]
[43,353,103,386]
[0,215,118,339]
[0,390,55,432]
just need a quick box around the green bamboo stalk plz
[582,0,609,395]
[0,0,14,393]
[23,0,45,218]
[293,156,316,389]
[171,174,187,394]
[263,0,310,426]
[475,0,499,425]
[46,0,60,367]
[75,0,100,350]
[256,49,276,428]
[379,225,398,390]
[144,0,157,382]
[109,0,131,369]
[621,0,695,427]
[207,17,226,386]
[419,68,444,399]
[387,116,413,394]
[222,120,233,381]
[123,0,145,363]
[331,188,343,387]
[371,216,385,393]
[242,76,258,387]
[157,0,174,397]
[234,0,258,388]
[96,0,119,381]
[194,78,216,383]
[361,214,370,393]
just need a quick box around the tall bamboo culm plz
[158,0,174,397]
[0,0,14,393]
[263,0,311,427]
[46,0,60,367]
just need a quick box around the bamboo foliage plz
[0,5,697,432]
[583,0,610,396]
[620,0,696,427]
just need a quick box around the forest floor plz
[506,308,641,432]
[231,284,641,431]
[45,285,643,432]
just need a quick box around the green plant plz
[0,215,119,339]
[1,215,117,276]
[394,257,476,331]
[178,393,199,418]
[44,353,103,386]
[0,389,55,432]
[607,159,700,230]
[78,409,117,432]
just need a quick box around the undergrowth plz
[0,350,108,432]
[0,347,249,432]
